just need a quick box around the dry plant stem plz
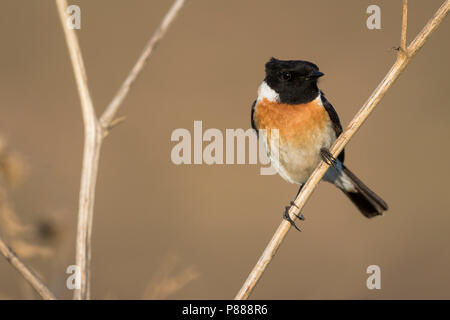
[100,0,186,128]
[401,0,408,51]
[56,0,185,299]
[56,0,100,300]
[0,237,56,300]
[235,0,450,300]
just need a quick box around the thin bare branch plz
[401,0,408,51]
[55,1,97,128]
[235,0,450,300]
[56,0,101,300]
[0,237,56,300]
[55,0,185,299]
[406,1,449,56]
[100,0,186,129]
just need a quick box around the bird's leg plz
[283,149,338,232]
[320,147,338,169]
[283,185,305,232]
[292,186,306,221]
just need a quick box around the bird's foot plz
[283,201,304,232]
[320,148,338,169]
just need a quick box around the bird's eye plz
[279,71,292,81]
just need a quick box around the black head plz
[265,57,324,104]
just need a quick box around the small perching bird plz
[251,58,388,230]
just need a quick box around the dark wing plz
[320,91,345,162]
[251,100,258,136]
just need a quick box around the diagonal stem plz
[0,237,56,300]
[100,0,186,129]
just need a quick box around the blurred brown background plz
[0,0,449,299]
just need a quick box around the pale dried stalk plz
[100,0,186,129]
[0,237,56,300]
[55,0,185,299]
[401,0,408,51]
[56,0,100,300]
[235,0,450,300]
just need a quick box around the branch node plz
[102,116,127,137]
[393,46,410,59]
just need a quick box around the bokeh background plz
[0,0,449,299]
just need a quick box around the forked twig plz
[55,0,185,299]
[235,0,450,300]
[55,0,99,300]
[0,237,56,300]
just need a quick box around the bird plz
[251,57,388,231]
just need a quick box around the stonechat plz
[251,58,388,230]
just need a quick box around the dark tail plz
[339,165,388,218]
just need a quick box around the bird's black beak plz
[311,71,324,78]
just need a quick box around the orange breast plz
[254,98,336,184]
[254,98,330,146]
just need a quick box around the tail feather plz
[340,165,388,218]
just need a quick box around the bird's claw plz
[283,201,304,232]
[320,148,338,168]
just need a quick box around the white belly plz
[261,123,337,184]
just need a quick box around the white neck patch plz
[314,92,323,106]
[257,81,279,102]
